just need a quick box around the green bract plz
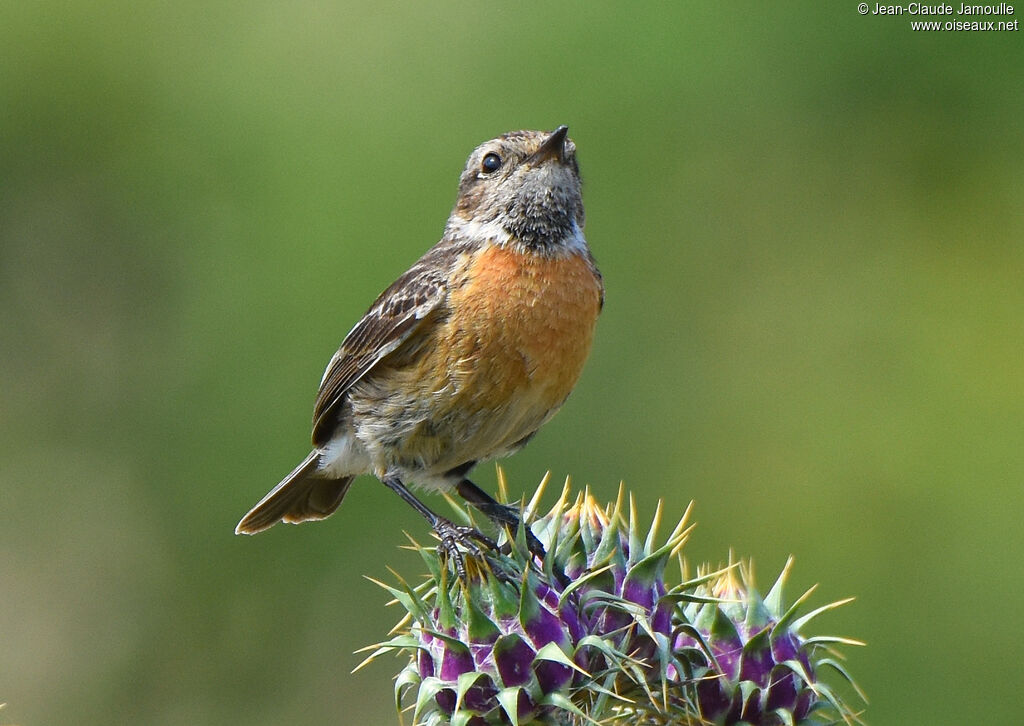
[358,474,865,726]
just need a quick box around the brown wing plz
[310,258,449,446]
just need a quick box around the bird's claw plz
[433,518,496,579]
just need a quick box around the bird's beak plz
[530,125,569,164]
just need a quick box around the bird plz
[235,126,603,571]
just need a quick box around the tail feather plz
[235,451,354,535]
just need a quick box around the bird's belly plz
[349,245,601,484]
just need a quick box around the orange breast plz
[442,243,602,421]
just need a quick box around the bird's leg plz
[381,476,495,578]
[456,479,547,560]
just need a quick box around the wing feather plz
[310,260,448,446]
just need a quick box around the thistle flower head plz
[674,556,867,725]
[358,474,865,726]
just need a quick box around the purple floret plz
[523,603,568,650]
[534,658,573,692]
[494,634,536,688]
[439,643,474,681]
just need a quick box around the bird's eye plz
[481,152,502,174]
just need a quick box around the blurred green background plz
[2,2,1021,724]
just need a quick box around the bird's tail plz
[235,451,354,534]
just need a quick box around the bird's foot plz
[433,518,496,580]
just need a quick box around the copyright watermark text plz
[856,2,1019,30]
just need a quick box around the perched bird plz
[235,126,603,569]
